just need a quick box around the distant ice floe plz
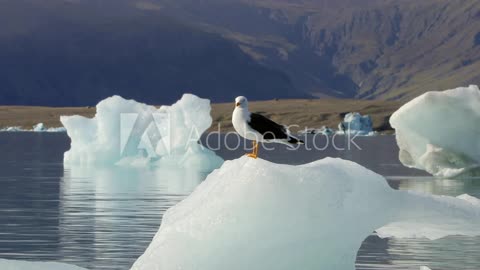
[390,85,480,178]
[299,126,335,136]
[0,259,86,270]
[0,123,66,132]
[131,157,480,270]
[300,112,376,136]
[338,112,374,136]
[61,94,223,172]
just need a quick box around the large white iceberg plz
[61,94,223,172]
[0,259,86,270]
[338,112,374,136]
[131,157,480,270]
[390,85,480,178]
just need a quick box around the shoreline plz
[0,98,402,133]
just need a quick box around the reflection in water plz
[391,176,480,198]
[357,176,480,270]
[58,165,205,269]
[1,133,480,269]
[0,167,61,261]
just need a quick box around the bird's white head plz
[235,96,248,109]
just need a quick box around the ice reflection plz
[2,133,480,270]
[389,176,480,197]
[357,176,480,270]
[58,165,206,269]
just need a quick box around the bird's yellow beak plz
[235,102,240,107]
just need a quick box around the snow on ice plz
[131,156,480,270]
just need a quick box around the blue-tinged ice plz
[390,85,480,178]
[338,112,375,136]
[33,123,47,132]
[61,94,223,172]
[0,126,23,132]
[0,123,66,132]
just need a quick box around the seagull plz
[232,96,304,159]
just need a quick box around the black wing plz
[248,113,288,140]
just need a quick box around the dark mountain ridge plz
[156,0,480,100]
[0,0,300,106]
[1,0,480,105]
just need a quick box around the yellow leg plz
[247,141,258,159]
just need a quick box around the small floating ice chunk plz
[0,124,66,132]
[299,126,334,135]
[0,126,23,132]
[44,126,67,132]
[33,123,46,132]
[390,85,480,178]
[33,123,66,132]
[131,157,480,270]
[0,259,86,270]
[338,112,374,135]
[61,94,223,172]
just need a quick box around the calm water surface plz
[0,133,479,269]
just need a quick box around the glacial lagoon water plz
[0,133,479,269]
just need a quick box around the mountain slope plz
[155,0,480,101]
[2,0,479,104]
[0,0,300,106]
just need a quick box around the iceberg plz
[61,94,223,172]
[33,123,46,132]
[0,126,23,132]
[33,123,67,132]
[338,112,374,136]
[0,259,86,270]
[0,123,66,132]
[48,127,68,132]
[131,157,480,270]
[390,85,480,178]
